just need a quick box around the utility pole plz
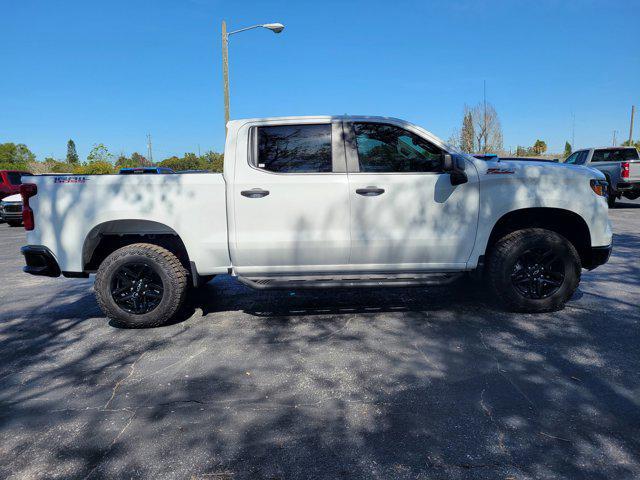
[222,20,230,137]
[630,105,635,145]
[571,112,575,149]
[147,134,153,162]
[612,130,617,147]
[483,80,487,153]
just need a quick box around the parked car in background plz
[19,115,612,327]
[119,167,174,175]
[0,170,32,200]
[0,193,23,226]
[565,147,640,207]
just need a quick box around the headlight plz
[590,179,608,197]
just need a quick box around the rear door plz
[230,120,351,275]
[344,120,479,271]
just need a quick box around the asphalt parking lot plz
[1,200,639,480]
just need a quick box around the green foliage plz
[0,143,36,169]
[86,143,113,164]
[66,139,79,164]
[75,161,115,175]
[621,140,640,149]
[532,140,547,155]
[115,155,136,169]
[564,142,572,158]
[460,110,475,153]
[131,152,151,166]
[157,151,224,172]
[1,140,224,175]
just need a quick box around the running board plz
[236,273,464,290]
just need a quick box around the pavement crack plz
[81,409,137,480]
[103,352,145,410]
[479,330,535,410]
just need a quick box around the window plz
[256,124,332,173]
[592,148,639,162]
[353,123,443,173]
[565,151,588,165]
[564,152,579,164]
[7,172,24,185]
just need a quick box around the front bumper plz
[584,244,612,270]
[21,245,61,277]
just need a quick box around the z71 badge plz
[54,176,89,184]
[486,167,515,175]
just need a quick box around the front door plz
[231,120,351,275]
[344,121,479,271]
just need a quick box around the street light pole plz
[221,21,284,137]
[222,20,230,136]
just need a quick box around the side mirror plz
[443,154,468,186]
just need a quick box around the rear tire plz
[7,220,22,227]
[487,228,581,312]
[94,243,188,328]
[607,185,616,208]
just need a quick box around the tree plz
[86,143,113,164]
[532,139,547,155]
[460,108,475,153]
[66,139,79,164]
[470,102,502,153]
[201,151,224,172]
[0,142,36,169]
[564,142,572,158]
[77,161,115,175]
[158,153,205,171]
[131,152,151,166]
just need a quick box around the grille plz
[4,205,22,213]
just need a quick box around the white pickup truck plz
[19,116,612,327]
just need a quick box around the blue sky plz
[1,0,638,161]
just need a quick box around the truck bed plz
[24,173,231,274]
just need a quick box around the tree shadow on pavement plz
[1,233,640,479]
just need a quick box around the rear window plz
[592,149,639,162]
[256,124,332,173]
[7,172,24,185]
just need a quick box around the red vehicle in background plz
[0,170,32,200]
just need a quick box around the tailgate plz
[629,160,640,181]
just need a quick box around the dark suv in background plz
[565,147,640,207]
[0,170,32,200]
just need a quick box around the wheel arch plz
[82,219,192,274]
[485,208,592,266]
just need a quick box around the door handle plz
[241,188,270,198]
[356,186,385,196]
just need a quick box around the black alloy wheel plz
[110,262,164,314]
[510,247,565,299]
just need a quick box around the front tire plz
[94,243,188,328]
[487,229,581,312]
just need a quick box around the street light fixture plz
[221,21,285,135]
